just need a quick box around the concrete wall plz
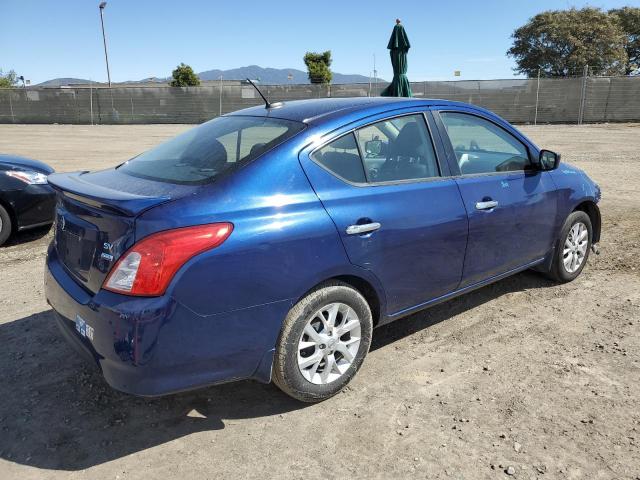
[0,77,638,125]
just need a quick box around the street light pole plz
[98,2,111,87]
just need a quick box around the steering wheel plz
[495,156,524,172]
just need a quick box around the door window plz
[311,133,366,183]
[439,112,531,175]
[355,114,439,182]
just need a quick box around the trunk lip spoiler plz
[48,171,171,217]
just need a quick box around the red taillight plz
[103,223,233,296]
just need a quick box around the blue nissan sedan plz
[45,98,601,402]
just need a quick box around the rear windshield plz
[118,116,305,185]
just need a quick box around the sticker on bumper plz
[75,314,94,341]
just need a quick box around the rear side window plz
[118,116,305,185]
[439,112,531,174]
[311,133,366,183]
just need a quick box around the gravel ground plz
[0,123,638,480]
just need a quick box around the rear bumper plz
[45,246,290,396]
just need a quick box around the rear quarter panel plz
[136,139,387,317]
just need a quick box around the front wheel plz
[273,281,373,403]
[547,211,592,282]
[0,204,12,247]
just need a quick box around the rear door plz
[433,107,558,287]
[299,111,468,316]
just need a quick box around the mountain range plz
[36,65,378,87]
[197,65,374,84]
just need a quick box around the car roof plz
[226,97,483,126]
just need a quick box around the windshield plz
[118,116,305,185]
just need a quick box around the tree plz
[507,8,628,77]
[303,51,332,84]
[0,69,18,88]
[609,7,640,74]
[169,63,201,87]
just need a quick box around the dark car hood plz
[0,154,55,174]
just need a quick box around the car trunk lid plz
[48,169,197,294]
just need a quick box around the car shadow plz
[2,224,52,247]
[0,309,305,471]
[371,269,553,351]
[0,270,553,471]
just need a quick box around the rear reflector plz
[103,223,233,296]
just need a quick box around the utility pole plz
[219,75,223,116]
[90,79,94,125]
[534,68,541,125]
[98,2,112,87]
[578,65,588,125]
[373,54,378,96]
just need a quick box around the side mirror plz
[364,139,383,157]
[539,149,561,171]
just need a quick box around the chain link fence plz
[0,76,638,125]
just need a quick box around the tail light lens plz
[103,223,233,296]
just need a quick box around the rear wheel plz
[0,205,12,246]
[547,211,592,282]
[273,281,372,402]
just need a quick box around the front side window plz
[440,112,531,175]
[355,114,439,182]
[118,116,305,184]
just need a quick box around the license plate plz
[75,315,94,341]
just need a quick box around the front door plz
[299,112,468,315]
[435,109,558,287]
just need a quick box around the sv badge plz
[101,242,114,262]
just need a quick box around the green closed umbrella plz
[380,19,413,97]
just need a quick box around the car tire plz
[0,204,12,247]
[272,281,373,403]
[546,211,592,283]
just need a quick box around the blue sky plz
[1,0,635,84]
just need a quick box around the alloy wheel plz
[563,221,588,273]
[297,302,362,385]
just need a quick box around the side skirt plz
[378,257,546,327]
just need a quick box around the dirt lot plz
[0,123,638,480]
